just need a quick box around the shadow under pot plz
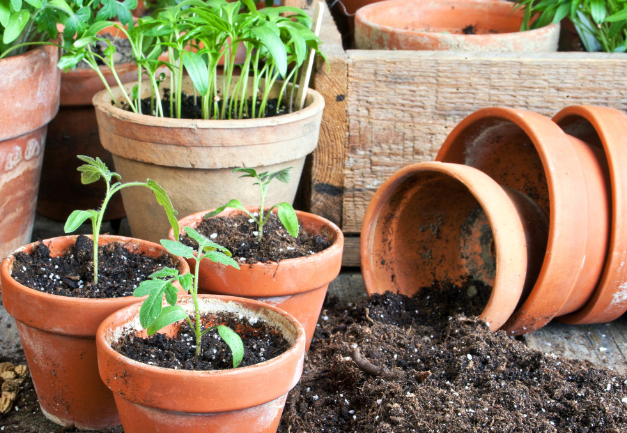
[96,295,306,433]
[0,235,189,430]
[436,107,611,335]
[360,161,549,332]
[169,208,344,351]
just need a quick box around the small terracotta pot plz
[355,0,560,52]
[0,44,60,259]
[552,106,627,325]
[360,161,548,331]
[436,107,610,334]
[168,208,344,350]
[93,77,325,243]
[37,25,136,222]
[96,295,306,433]
[0,235,190,430]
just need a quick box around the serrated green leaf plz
[276,202,298,238]
[183,226,210,246]
[3,10,30,44]
[160,239,195,259]
[139,286,167,328]
[147,305,187,335]
[179,273,193,293]
[267,167,292,184]
[149,267,179,279]
[57,51,85,71]
[147,179,179,240]
[77,165,102,184]
[203,251,240,269]
[232,167,257,178]
[133,278,167,297]
[217,325,244,368]
[64,210,98,233]
[164,282,178,305]
[204,199,251,219]
[182,51,209,96]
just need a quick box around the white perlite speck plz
[210,233,218,239]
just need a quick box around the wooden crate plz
[303,4,627,266]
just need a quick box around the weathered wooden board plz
[342,50,627,233]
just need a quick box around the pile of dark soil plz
[183,212,332,264]
[76,34,132,68]
[279,288,627,432]
[136,89,289,119]
[11,235,177,298]
[113,312,290,370]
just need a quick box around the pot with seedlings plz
[169,167,344,350]
[96,228,306,432]
[0,156,189,430]
[60,0,326,242]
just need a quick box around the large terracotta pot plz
[97,295,306,433]
[37,26,135,222]
[552,106,627,325]
[169,208,344,350]
[360,161,548,331]
[94,77,325,243]
[355,0,560,51]
[436,107,610,335]
[0,235,190,430]
[0,44,60,259]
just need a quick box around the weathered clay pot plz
[37,25,135,222]
[360,161,548,331]
[553,106,627,325]
[0,44,60,259]
[355,0,560,51]
[169,207,344,350]
[0,235,190,430]
[436,107,610,334]
[93,77,325,243]
[97,295,306,433]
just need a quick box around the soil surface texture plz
[11,235,177,298]
[278,288,627,432]
[113,312,290,370]
[183,212,332,264]
[76,34,132,68]
[135,89,289,119]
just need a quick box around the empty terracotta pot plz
[169,208,344,350]
[436,107,610,334]
[93,77,324,243]
[0,236,189,430]
[0,44,60,259]
[553,106,627,325]
[38,25,135,222]
[355,0,560,51]
[360,161,548,331]
[96,295,306,433]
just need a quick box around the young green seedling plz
[64,155,179,286]
[205,167,299,242]
[134,226,243,366]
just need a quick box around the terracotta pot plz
[0,44,60,259]
[168,208,344,350]
[360,161,548,331]
[96,295,306,433]
[0,235,190,430]
[354,0,560,51]
[93,77,325,243]
[552,106,627,324]
[436,107,610,334]
[37,26,136,221]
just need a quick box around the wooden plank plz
[342,235,360,267]
[343,50,627,233]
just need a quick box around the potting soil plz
[76,34,133,68]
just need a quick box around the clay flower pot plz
[552,106,627,325]
[0,235,190,430]
[354,0,560,51]
[436,107,610,334]
[360,161,549,331]
[37,25,135,222]
[169,208,344,350]
[93,77,325,243]
[96,295,306,433]
[0,44,60,259]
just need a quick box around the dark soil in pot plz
[112,312,290,370]
[278,287,627,432]
[182,212,332,264]
[11,235,177,298]
[76,34,132,68]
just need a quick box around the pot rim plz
[0,41,58,65]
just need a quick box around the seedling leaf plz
[147,305,187,336]
[217,325,244,368]
[133,278,167,298]
[160,239,195,259]
[149,267,179,279]
[147,180,179,240]
[64,210,98,233]
[204,199,251,219]
[204,251,240,269]
[276,202,298,237]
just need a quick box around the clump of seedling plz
[134,227,243,366]
[205,167,299,242]
[64,155,179,285]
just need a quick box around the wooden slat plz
[343,50,627,233]
[342,235,360,267]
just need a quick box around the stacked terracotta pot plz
[361,105,627,334]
